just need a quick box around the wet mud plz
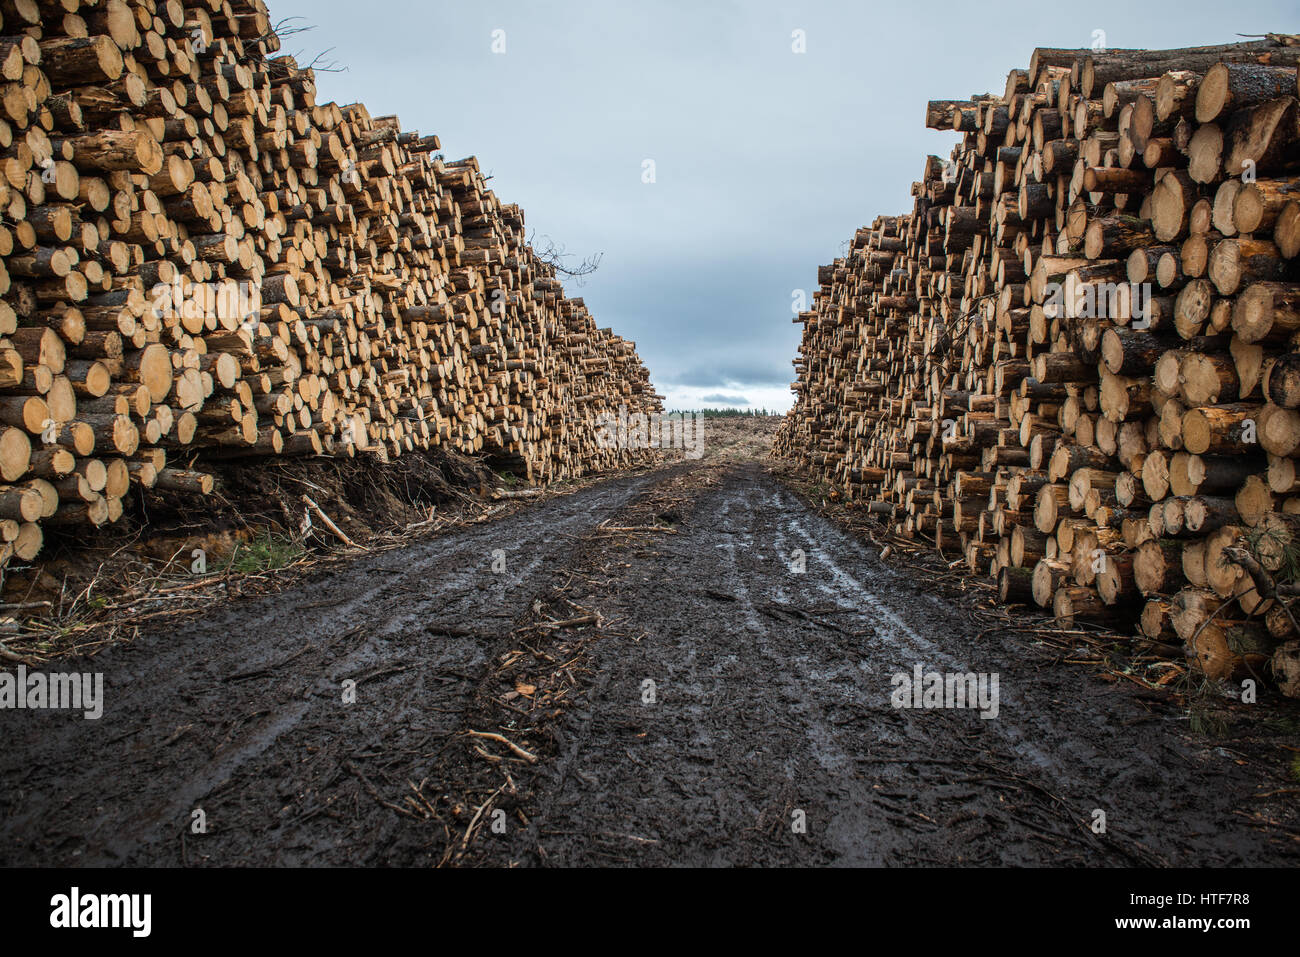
[1,461,1296,866]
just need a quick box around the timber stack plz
[0,0,661,573]
[775,35,1300,696]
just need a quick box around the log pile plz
[0,0,661,572]
[775,35,1300,692]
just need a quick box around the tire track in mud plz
[0,470,661,866]
[479,463,1298,867]
[2,460,1295,867]
[729,474,1115,865]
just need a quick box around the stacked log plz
[776,35,1300,691]
[0,0,661,572]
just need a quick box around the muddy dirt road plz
[2,458,1297,867]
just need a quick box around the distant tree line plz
[671,408,779,418]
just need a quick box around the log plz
[0,2,665,581]
[776,34,1300,693]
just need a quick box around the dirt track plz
[2,456,1297,867]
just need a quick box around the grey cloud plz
[280,0,1292,412]
[667,363,790,388]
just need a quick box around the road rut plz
[1,461,1295,867]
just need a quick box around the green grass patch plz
[220,530,304,574]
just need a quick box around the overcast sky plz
[274,0,1297,412]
